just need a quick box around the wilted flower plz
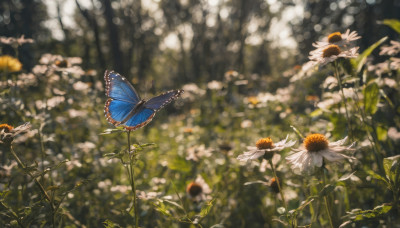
[0,122,31,144]
[186,175,211,202]
[286,134,355,172]
[237,135,296,162]
[0,55,22,72]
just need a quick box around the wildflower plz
[0,35,34,46]
[313,30,361,49]
[186,175,211,202]
[185,144,213,162]
[379,40,400,56]
[207,80,223,90]
[309,44,359,66]
[286,134,355,172]
[237,135,296,162]
[224,70,240,82]
[0,122,31,144]
[0,55,22,72]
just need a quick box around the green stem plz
[268,159,292,227]
[322,169,334,228]
[9,145,56,227]
[10,145,53,207]
[334,61,353,140]
[127,131,139,228]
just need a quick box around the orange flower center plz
[55,60,68,68]
[270,177,280,193]
[304,133,329,152]
[187,182,203,197]
[322,45,341,58]
[248,96,259,105]
[328,32,342,43]
[0,124,14,133]
[256,137,274,150]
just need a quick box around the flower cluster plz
[308,30,360,67]
[238,133,355,172]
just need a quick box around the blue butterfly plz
[104,70,183,131]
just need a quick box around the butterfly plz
[104,70,183,131]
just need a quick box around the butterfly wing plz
[144,90,184,110]
[104,70,140,103]
[104,70,140,126]
[104,70,184,131]
[123,106,156,131]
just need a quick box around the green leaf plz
[199,199,215,218]
[383,155,400,184]
[310,108,324,117]
[295,196,316,212]
[338,171,357,182]
[376,126,387,141]
[363,82,380,115]
[103,219,122,228]
[382,19,400,34]
[366,170,389,185]
[352,204,392,221]
[319,184,335,197]
[354,36,388,73]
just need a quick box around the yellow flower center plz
[0,55,22,72]
[186,182,203,197]
[0,124,14,133]
[304,133,329,152]
[248,96,259,105]
[328,32,342,43]
[256,137,274,150]
[322,45,341,58]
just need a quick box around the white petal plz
[329,136,348,146]
[320,149,350,162]
[275,135,289,146]
[311,153,323,167]
[237,150,264,162]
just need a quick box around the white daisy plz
[313,30,361,49]
[0,122,31,144]
[237,135,296,162]
[286,133,355,172]
[309,44,359,66]
[186,175,212,202]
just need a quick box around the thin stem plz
[322,169,334,228]
[127,131,139,228]
[9,145,56,227]
[268,159,292,227]
[10,145,54,209]
[334,61,353,140]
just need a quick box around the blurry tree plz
[0,0,49,69]
[291,0,400,63]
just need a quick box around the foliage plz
[1,1,400,227]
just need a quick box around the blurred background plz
[1,0,400,227]
[1,0,399,86]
